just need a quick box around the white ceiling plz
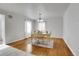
[0,3,70,19]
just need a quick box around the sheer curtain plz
[25,20,32,36]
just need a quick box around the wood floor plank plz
[8,38,73,56]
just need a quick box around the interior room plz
[0,3,79,56]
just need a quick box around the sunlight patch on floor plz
[0,44,9,50]
[26,44,32,53]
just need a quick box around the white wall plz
[5,14,25,44]
[64,4,79,55]
[0,9,26,44]
[46,17,63,38]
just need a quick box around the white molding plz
[6,36,25,44]
[63,38,76,56]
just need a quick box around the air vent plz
[8,15,13,18]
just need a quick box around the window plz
[38,22,46,32]
[25,21,32,35]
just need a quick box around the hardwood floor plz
[8,38,73,56]
[7,39,27,51]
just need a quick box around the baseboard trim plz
[63,38,76,56]
[7,36,27,45]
